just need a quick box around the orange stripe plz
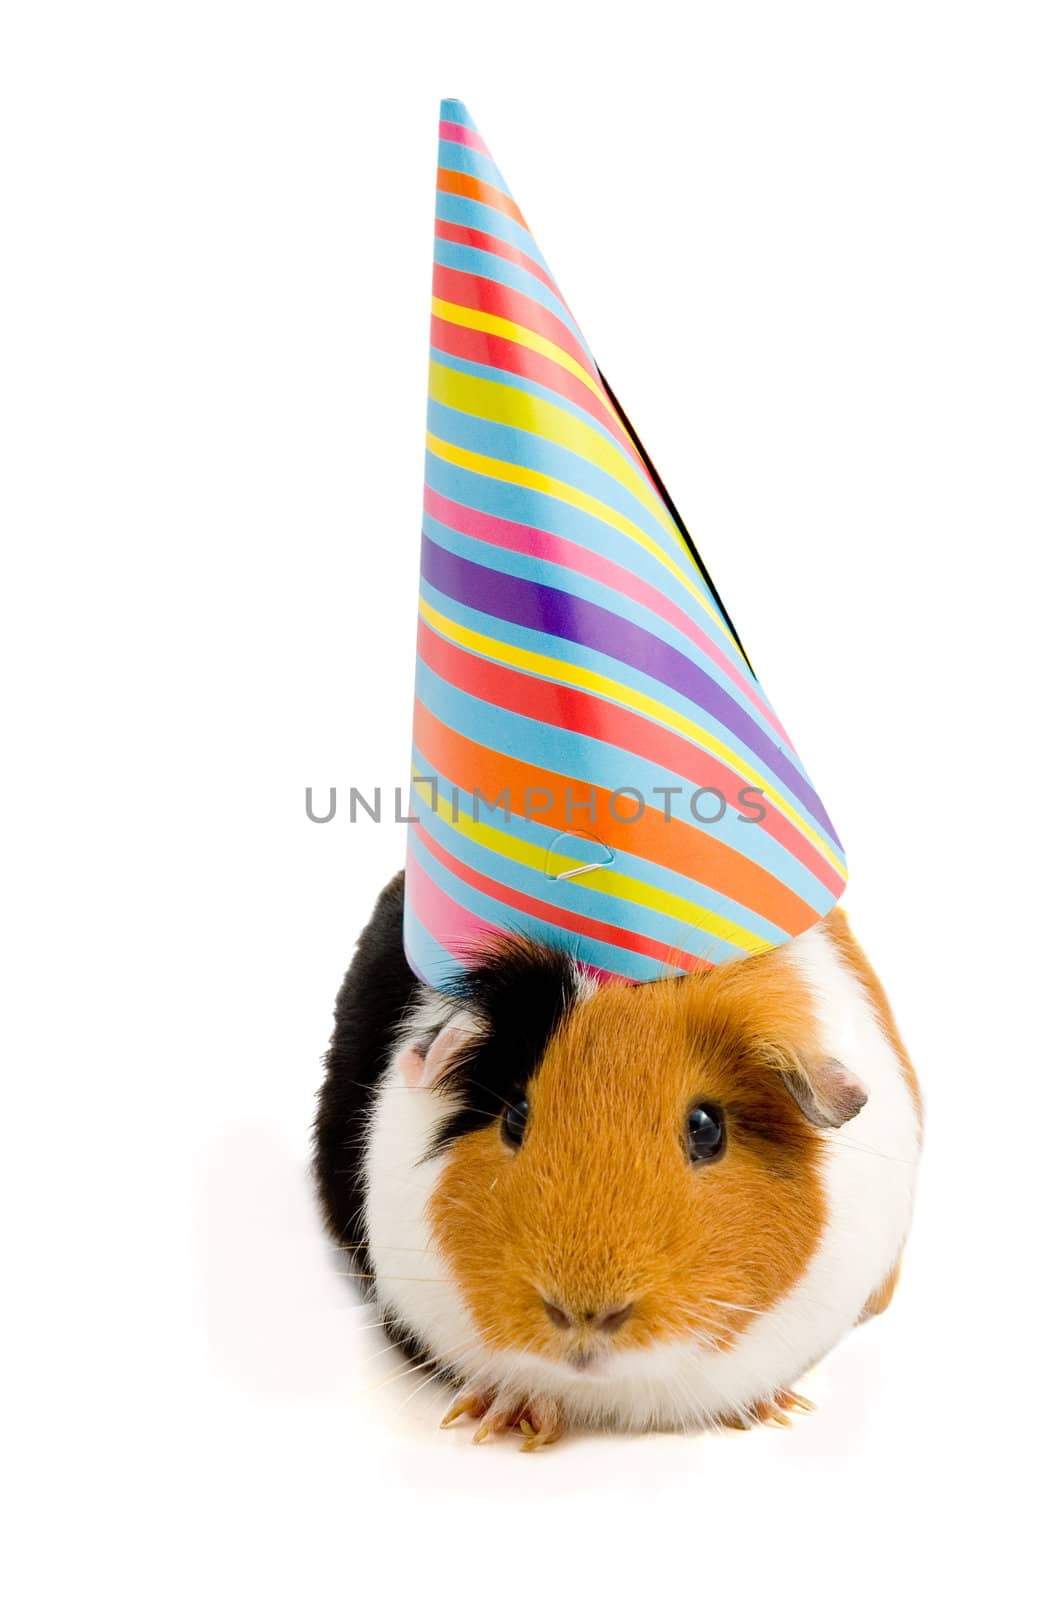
[437,167,529,229]
[413,700,813,936]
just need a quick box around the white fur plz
[363,927,921,1430]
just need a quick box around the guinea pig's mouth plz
[560,1349,612,1378]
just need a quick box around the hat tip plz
[439,97,475,128]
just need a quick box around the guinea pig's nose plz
[541,1297,634,1334]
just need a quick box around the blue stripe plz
[403,911,462,987]
[440,99,477,130]
[438,137,514,198]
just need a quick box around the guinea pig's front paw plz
[440,1390,566,1452]
[720,1388,816,1431]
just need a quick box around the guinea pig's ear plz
[395,1009,484,1090]
[778,1053,869,1129]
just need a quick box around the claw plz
[441,1390,565,1450]
[721,1414,752,1431]
[720,1387,815,1431]
[440,1393,490,1429]
[518,1398,565,1452]
[472,1406,507,1444]
[778,1389,816,1414]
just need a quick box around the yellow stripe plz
[432,296,604,403]
[430,302,747,670]
[429,360,687,557]
[419,594,846,881]
[425,431,744,659]
[422,767,772,958]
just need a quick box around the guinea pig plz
[314,870,921,1448]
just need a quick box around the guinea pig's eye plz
[501,1097,529,1150]
[685,1102,726,1165]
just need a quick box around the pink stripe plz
[422,487,790,742]
[440,120,492,157]
[409,851,631,988]
[406,853,490,968]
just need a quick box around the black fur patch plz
[429,936,582,1156]
[313,870,418,1277]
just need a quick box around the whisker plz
[434,1073,526,1120]
[357,1352,440,1400]
[702,1294,771,1317]
[331,1241,432,1253]
[826,1135,917,1166]
[338,1271,452,1285]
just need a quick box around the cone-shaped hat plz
[404,99,845,988]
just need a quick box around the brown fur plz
[860,1257,902,1321]
[429,942,832,1363]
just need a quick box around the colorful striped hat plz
[404,99,846,988]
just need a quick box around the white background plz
[3,3,1061,1596]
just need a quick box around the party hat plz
[404,99,846,988]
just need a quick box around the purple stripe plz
[420,532,841,847]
